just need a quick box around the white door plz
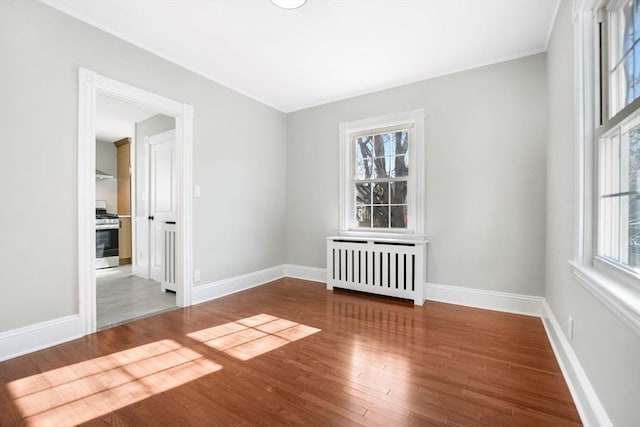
[148,129,176,283]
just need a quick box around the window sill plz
[569,261,640,335]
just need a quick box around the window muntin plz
[353,130,409,229]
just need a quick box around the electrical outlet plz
[194,270,201,282]
[193,185,201,198]
[568,316,574,340]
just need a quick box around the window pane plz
[599,196,620,260]
[383,133,394,156]
[636,0,640,41]
[634,46,640,98]
[628,125,640,267]
[355,183,371,205]
[625,50,635,105]
[355,159,372,180]
[373,134,387,157]
[599,131,621,261]
[598,121,640,270]
[613,60,630,112]
[390,181,407,204]
[623,0,635,53]
[629,125,640,191]
[389,154,409,177]
[372,157,389,178]
[393,131,408,155]
[372,182,389,205]
[390,206,407,228]
[630,194,640,267]
[355,136,373,162]
[372,206,389,228]
[356,206,371,227]
[612,1,640,113]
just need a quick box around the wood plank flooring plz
[0,278,581,426]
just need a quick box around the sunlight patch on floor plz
[7,339,221,426]
[188,314,321,361]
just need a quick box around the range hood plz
[95,169,114,180]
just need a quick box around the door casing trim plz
[77,68,193,334]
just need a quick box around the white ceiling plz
[96,94,157,142]
[44,0,560,113]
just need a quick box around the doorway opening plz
[78,68,194,335]
[95,95,179,330]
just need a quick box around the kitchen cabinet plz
[119,217,132,264]
[115,137,131,215]
[115,137,132,265]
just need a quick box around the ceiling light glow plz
[270,0,306,10]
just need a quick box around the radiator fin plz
[161,223,177,292]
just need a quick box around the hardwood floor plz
[96,265,176,330]
[0,278,581,426]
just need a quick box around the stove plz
[96,211,119,225]
[96,200,119,269]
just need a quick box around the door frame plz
[77,68,194,335]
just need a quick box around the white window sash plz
[339,110,425,238]
[573,1,640,337]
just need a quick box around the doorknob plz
[148,215,154,220]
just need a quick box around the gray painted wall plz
[0,0,287,331]
[546,2,640,426]
[286,54,548,296]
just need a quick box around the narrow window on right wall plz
[572,1,640,334]
[596,1,640,278]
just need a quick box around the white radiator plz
[162,222,177,292]
[326,237,427,305]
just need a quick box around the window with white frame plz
[596,2,640,276]
[574,1,640,332]
[339,110,424,236]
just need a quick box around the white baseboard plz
[0,265,287,362]
[191,265,286,305]
[541,301,612,427]
[132,264,149,280]
[279,268,546,317]
[0,315,83,362]
[425,282,545,317]
[284,264,327,283]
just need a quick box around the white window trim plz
[338,109,425,240]
[573,1,640,335]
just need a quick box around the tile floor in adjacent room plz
[96,264,176,330]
